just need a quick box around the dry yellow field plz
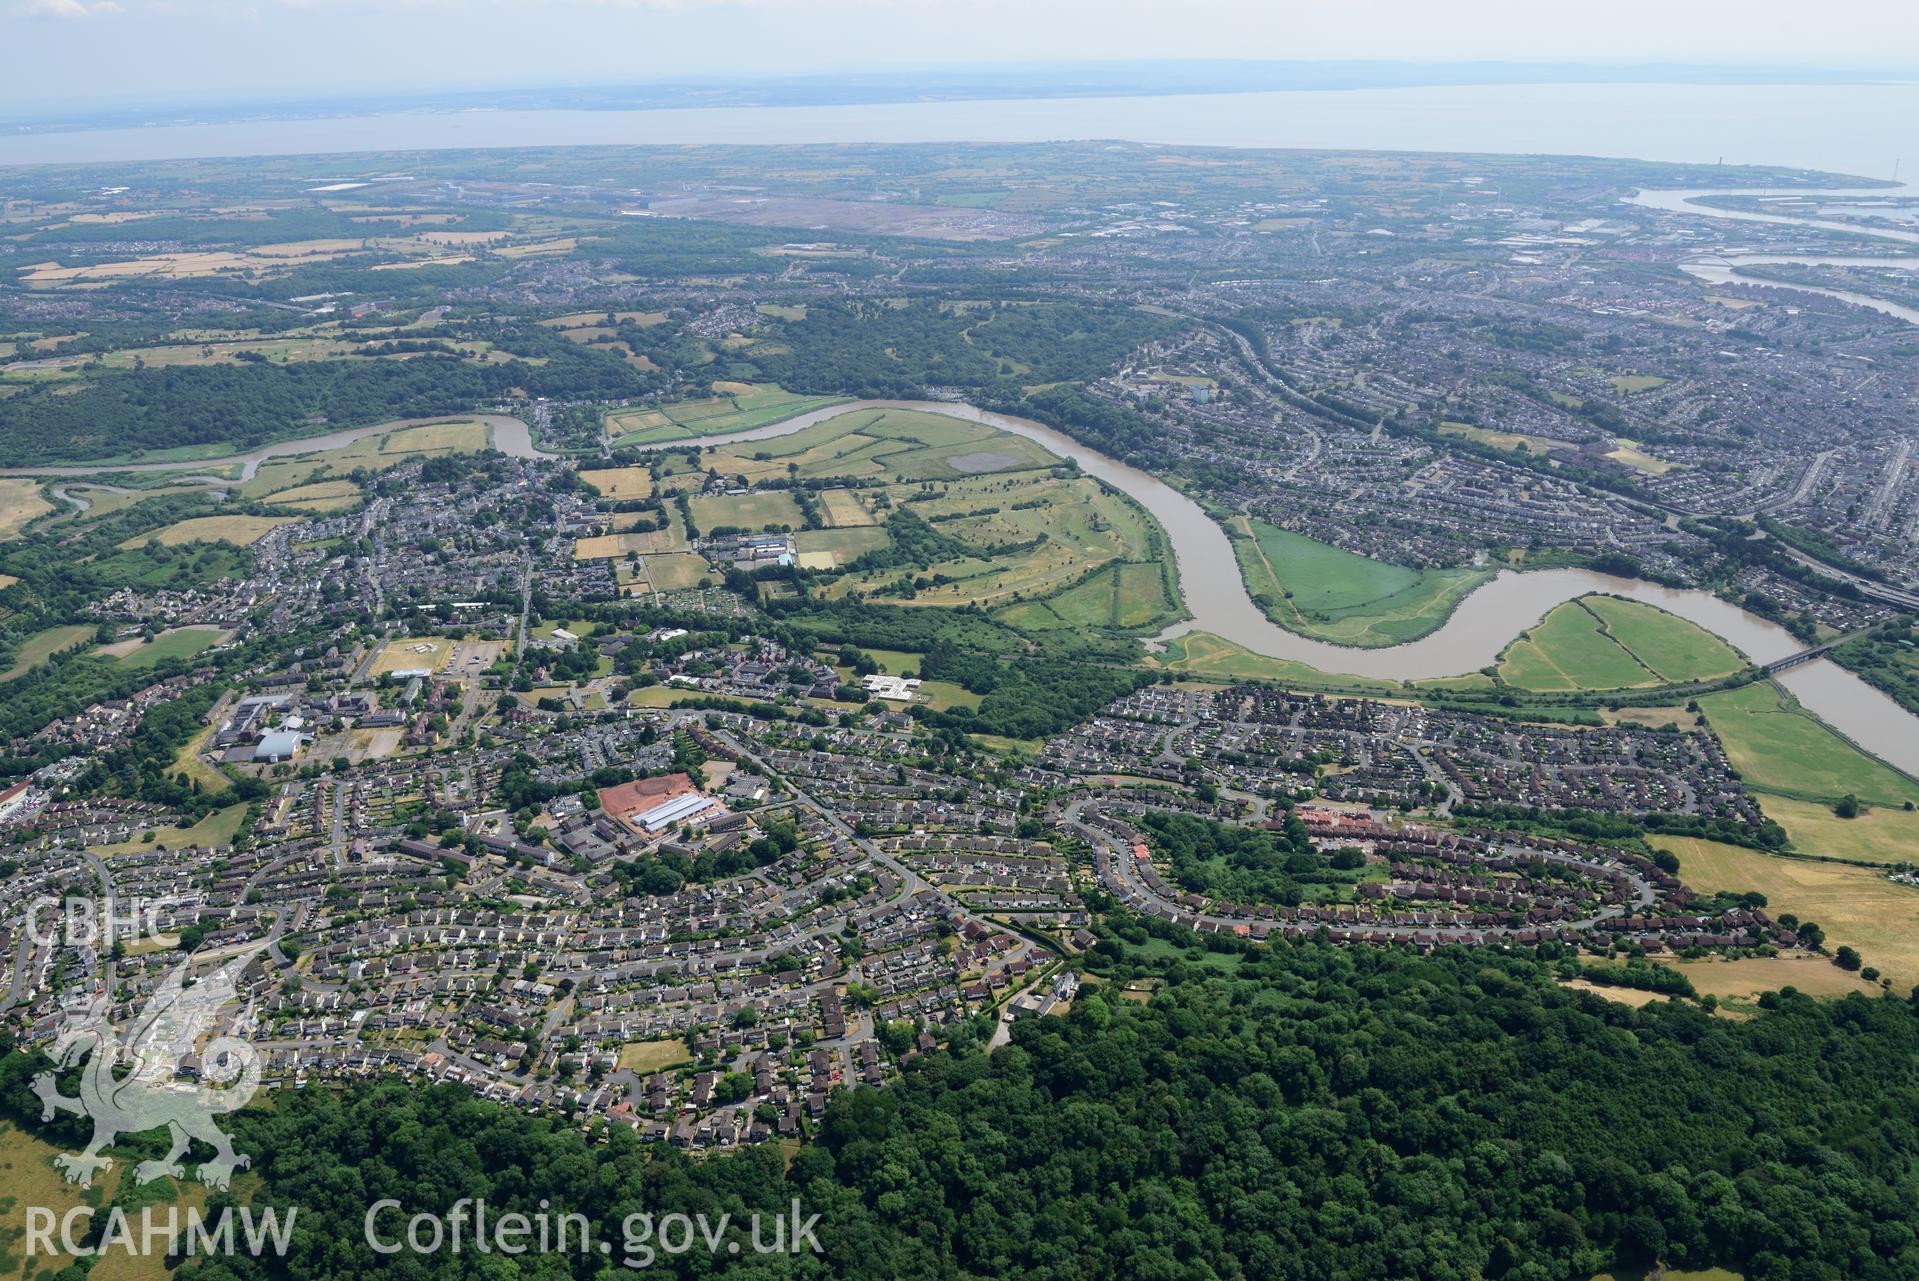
[0,477,52,539]
[1668,954,1881,1002]
[0,574,17,590]
[1657,835,1919,991]
[0,1121,123,1277]
[617,1039,694,1073]
[370,636,454,676]
[418,229,510,246]
[1764,793,1919,865]
[1558,978,1675,1008]
[580,466,655,501]
[370,255,475,271]
[819,487,876,527]
[542,311,669,330]
[264,479,362,512]
[119,514,293,548]
[239,420,489,497]
[1605,442,1680,474]
[20,236,406,287]
[619,553,713,593]
[575,528,686,560]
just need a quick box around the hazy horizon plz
[5,0,1919,115]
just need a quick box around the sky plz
[3,0,1918,114]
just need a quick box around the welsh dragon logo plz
[31,949,264,1190]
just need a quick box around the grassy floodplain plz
[1499,595,1747,692]
[1229,517,1489,648]
[606,382,849,445]
[1698,680,1919,808]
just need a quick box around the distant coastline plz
[4,80,1917,174]
[8,61,1917,136]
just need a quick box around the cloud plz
[12,0,125,14]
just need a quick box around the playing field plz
[1699,680,1919,807]
[0,477,52,539]
[1762,792,1919,865]
[576,525,687,559]
[622,553,714,593]
[1232,518,1489,648]
[689,489,804,531]
[1656,834,1919,991]
[616,1039,694,1073]
[580,466,655,501]
[606,383,849,445]
[370,636,454,676]
[118,514,293,548]
[1439,422,1577,456]
[818,487,876,526]
[793,526,890,567]
[1605,443,1680,475]
[705,407,1059,485]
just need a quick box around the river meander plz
[689,400,1919,779]
[6,190,1915,777]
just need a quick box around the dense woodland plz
[5,933,1917,1279]
[0,334,647,465]
[1136,807,1359,906]
[735,300,1174,399]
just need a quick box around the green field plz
[1149,631,1398,692]
[1498,596,1746,693]
[606,383,849,445]
[1232,518,1488,648]
[1584,596,1747,681]
[997,561,1178,632]
[2,623,95,680]
[111,626,224,668]
[1501,602,1661,692]
[1761,793,1919,865]
[816,472,1170,616]
[705,407,1059,484]
[794,526,890,568]
[1699,680,1919,808]
[92,802,250,855]
[619,553,714,594]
